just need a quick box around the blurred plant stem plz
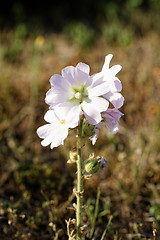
[100,215,113,240]
[29,49,41,121]
[90,187,100,238]
[76,118,83,240]
[26,47,41,145]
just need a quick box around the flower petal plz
[49,74,70,88]
[89,72,104,89]
[76,62,90,75]
[108,65,122,76]
[37,124,54,139]
[66,105,82,127]
[37,122,69,148]
[101,54,113,72]
[114,77,122,92]
[45,87,69,106]
[104,92,124,108]
[62,65,89,86]
[41,132,55,147]
[44,110,59,124]
[102,77,122,93]
[88,81,112,97]
[50,126,68,149]
[102,109,124,134]
[54,102,81,128]
[82,97,109,125]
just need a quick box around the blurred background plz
[0,0,160,239]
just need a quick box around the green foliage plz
[126,0,143,10]
[104,2,119,21]
[150,202,160,222]
[63,22,95,50]
[149,0,160,11]
[102,22,134,47]
[149,183,160,233]
[1,24,27,63]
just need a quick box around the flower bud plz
[84,159,100,174]
[84,154,101,174]
[84,155,108,174]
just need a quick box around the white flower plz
[45,62,121,125]
[102,54,124,108]
[92,54,124,109]
[37,106,79,149]
[37,55,124,149]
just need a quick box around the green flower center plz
[70,85,88,104]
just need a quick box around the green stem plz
[90,187,101,238]
[76,118,83,240]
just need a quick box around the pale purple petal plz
[104,92,124,108]
[62,65,89,86]
[88,81,112,97]
[46,73,73,106]
[90,72,104,88]
[102,78,122,93]
[45,88,69,106]
[61,66,75,83]
[49,74,71,88]
[102,109,124,134]
[90,75,122,95]
[76,62,90,75]
[114,77,122,92]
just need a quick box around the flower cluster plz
[37,54,124,148]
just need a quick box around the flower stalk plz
[76,118,83,240]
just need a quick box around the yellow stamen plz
[60,119,66,124]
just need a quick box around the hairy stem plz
[76,118,83,240]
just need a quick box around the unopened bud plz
[84,155,108,174]
[84,155,100,174]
